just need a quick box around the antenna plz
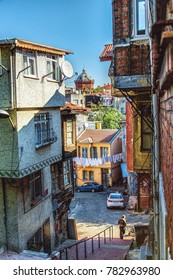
[61,60,73,78]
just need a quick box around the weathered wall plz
[0,166,55,252]
[15,50,65,108]
[0,47,12,108]
[160,87,173,258]
[126,102,133,172]
[17,109,62,175]
[133,108,151,172]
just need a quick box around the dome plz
[76,69,92,82]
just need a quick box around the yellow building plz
[74,129,122,187]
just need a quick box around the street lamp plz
[0,109,16,130]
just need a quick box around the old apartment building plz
[74,129,123,187]
[0,38,74,254]
[109,0,152,211]
[101,0,172,260]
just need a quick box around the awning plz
[121,163,129,177]
[99,44,113,62]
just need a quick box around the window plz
[27,228,44,252]
[66,120,73,145]
[83,170,88,180]
[78,146,81,157]
[63,160,71,186]
[89,171,94,181]
[73,100,78,105]
[100,147,109,158]
[136,0,146,35]
[46,54,61,81]
[34,112,55,148]
[82,147,88,158]
[30,170,42,201]
[0,48,2,76]
[133,0,147,37]
[90,147,98,158]
[23,52,37,76]
[141,105,152,151]
[51,163,61,193]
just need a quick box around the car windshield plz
[109,194,122,199]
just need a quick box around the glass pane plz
[142,134,151,150]
[29,58,35,75]
[142,120,151,133]
[52,61,56,80]
[47,60,51,73]
[137,0,145,34]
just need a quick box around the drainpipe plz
[2,178,8,250]
[150,0,160,259]
[153,0,157,23]
[152,92,160,260]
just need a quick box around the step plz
[59,237,133,260]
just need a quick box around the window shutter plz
[56,65,62,82]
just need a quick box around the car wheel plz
[92,189,95,192]
[77,189,80,192]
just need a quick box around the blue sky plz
[0,0,112,87]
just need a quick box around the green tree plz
[88,103,124,129]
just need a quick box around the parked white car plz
[107,192,125,209]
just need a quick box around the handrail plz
[59,225,113,260]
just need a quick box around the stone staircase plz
[57,228,133,260]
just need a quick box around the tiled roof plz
[99,44,113,62]
[61,102,90,111]
[0,38,73,55]
[77,129,119,143]
[103,84,111,90]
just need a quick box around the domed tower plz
[75,69,94,91]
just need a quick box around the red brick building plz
[109,0,152,211]
[75,69,94,92]
[151,0,173,260]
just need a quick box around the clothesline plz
[73,153,123,167]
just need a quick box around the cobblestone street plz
[69,190,149,240]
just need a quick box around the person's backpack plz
[119,218,126,227]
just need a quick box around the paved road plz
[69,191,149,239]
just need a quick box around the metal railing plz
[59,225,113,260]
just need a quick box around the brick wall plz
[160,94,173,258]
[112,0,150,78]
[112,0,130,40]
[114,44,150,76]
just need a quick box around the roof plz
[75,69,94,82]
[100,44,113,62]
[77,129,120,143]
[61,102,90,112]
[0,38,73,55]
[103,84,111,90]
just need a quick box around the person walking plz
[118,215,126,239]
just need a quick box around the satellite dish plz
[61,60,73,78]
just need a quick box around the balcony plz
[160,39,173,90]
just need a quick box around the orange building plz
[74,129,122,187]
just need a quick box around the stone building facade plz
[0,38,74,253]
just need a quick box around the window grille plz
[34,112,57,148]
